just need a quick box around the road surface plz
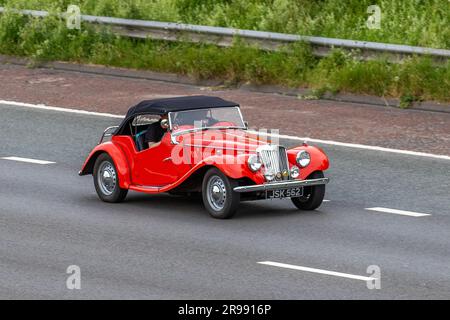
[1,102,450,299]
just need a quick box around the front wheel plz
[291,171,326,211]
[202,168,240,219]
[93,153,128,203]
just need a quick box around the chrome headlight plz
[247,154,262,172]
[296,150,311,168]
[290,166,300,179]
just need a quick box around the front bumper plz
[233,178,330,193]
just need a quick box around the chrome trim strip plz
[233,178,330,193]
[279,146,290,179]
[168,112,180,145]
[236,107,246,130]
[170,134,179,145]
[168,111,174,131]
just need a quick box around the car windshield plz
[169,106,246,134]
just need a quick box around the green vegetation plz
[0,1,449,103]
[1,0,448,49]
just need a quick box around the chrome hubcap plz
[98,161,117,196]
[207,176,227,211]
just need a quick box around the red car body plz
[80,96,330,219]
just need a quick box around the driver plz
[144,114,168,148]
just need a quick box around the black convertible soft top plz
[126,95,239,118]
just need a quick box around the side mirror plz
[244,121,249,129]
[160,119,169,130]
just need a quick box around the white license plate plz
[267,187,303,199]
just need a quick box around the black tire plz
[291,171,326,211]
[202,168,240,219]
[93,153,128,203]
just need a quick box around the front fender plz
[79,142,131,189]
[287,145,330,179]
[196,154,266,184]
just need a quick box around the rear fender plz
[79,142,131,189]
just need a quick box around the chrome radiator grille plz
[257,145,290,181]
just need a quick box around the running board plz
[129,185,167,193]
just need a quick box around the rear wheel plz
[93,153,128,203]
[202,168,240,219]
[291,171,325,211]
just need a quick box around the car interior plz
[127,115,166,151]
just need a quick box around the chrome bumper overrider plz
[233,178,330,193]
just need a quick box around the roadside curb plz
[0,55,223,87]
[1,55,449,113]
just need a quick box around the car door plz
[132,133,181,187]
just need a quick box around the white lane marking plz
[0,100,124,119]
[323,200,331,202]
[366,207,431,217]
[258,261,374,281]
[2,99,450,161]
[1,156,56,165]
[250,130,450,161]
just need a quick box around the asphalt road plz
[1,102,450,299]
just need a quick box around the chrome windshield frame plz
[168,106,246,137]
[99,126,119,144]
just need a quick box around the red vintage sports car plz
[80,96,330,219]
